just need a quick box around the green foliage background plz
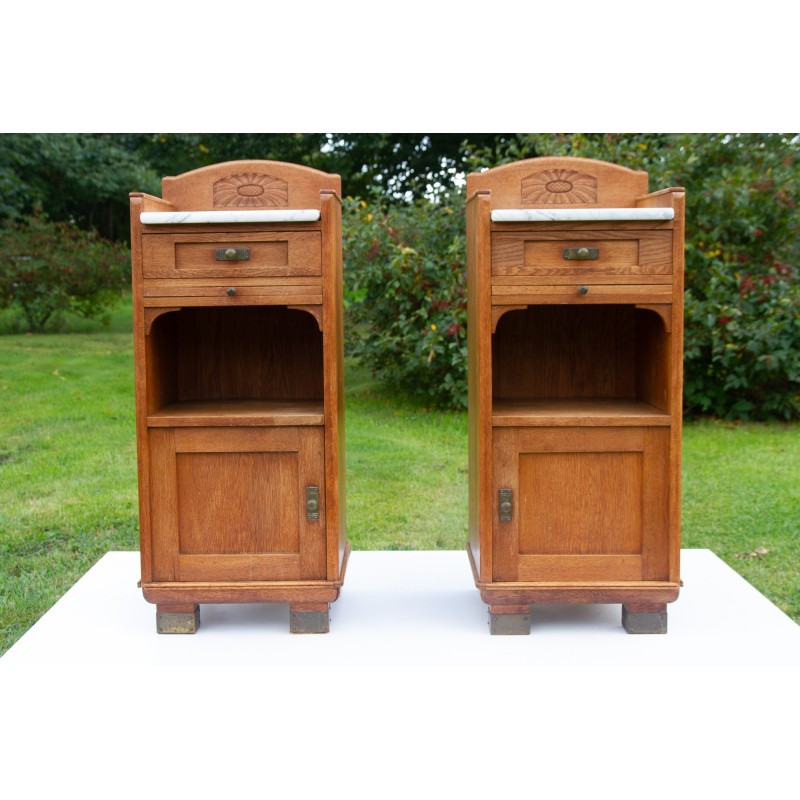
[1,132,797,419]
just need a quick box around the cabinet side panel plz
[130,196,153,582]
[467,193,492,580]
[670,192,686,583]
[321,192,346,580]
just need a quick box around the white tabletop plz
[2,549,798,667]
[1,550,797,798]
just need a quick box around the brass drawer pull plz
[215,247,250,261]
[564,246,599,260]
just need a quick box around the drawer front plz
[492,231,672,277]
[142,231,321,279]
[492,283,672,305]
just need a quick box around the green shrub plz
[0,214,131,332]
[343,195,467,409]
[470,133,800,420]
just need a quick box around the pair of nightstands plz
[129,157,684,635]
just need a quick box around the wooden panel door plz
[148,426,326,582]
[492,427,669,583]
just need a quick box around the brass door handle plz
[306,486,320,520]
[499,488,512,522]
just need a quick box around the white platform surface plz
[2,549,798,667]
[2,550,797,799]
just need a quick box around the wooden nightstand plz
[466,157,685,634]
[129,161,347,633]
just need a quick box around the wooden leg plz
[290,602,330,634]
[622,602,668,634]
[489,604,531,635]
[156,603,200,634]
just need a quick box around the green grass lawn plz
[1,298,798,654]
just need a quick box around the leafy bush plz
[0,214,131,332]
[470,133,800,420]
[343,195,467,409]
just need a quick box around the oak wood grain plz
[467,157,649,209]
[160,161,341,211]
[131,162,346,617]
[142,231,321,280]
[467,156,684,619]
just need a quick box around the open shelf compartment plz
[491,304,672,426]
[145,305,324,426]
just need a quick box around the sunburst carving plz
[521,169,598,205]
[213,173,289,208]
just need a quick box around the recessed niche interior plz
[491,305,670,420]
[146,305,323,423]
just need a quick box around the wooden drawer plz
[141,231,321,279]
[142,278,322,307]
[491,230,672,277]
[492,283,672,305]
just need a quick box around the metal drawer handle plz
[226,287,237,297]
[215,247,250,261]
[578,285,589,295]
[564,247,599,260]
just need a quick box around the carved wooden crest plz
[521,169,598,205]
[213,173,289,207]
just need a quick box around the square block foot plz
[622,604,667,634]
[290,604,330,634]
[489,606,531,635]
[156,605,200,634]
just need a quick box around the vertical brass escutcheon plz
[306,486,320,520]
[499,488,512,522]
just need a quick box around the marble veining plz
[491,208,675,222]
[140,209,320,225]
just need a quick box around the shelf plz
[491,398,671,427]
[147,399,324,427]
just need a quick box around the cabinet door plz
[148,426,326,582]
[492,427,669,583]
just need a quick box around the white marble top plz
[491,208,675,222]
[140,209,321,225]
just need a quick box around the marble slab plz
[140,209,321,225]
[491,208,675,222]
